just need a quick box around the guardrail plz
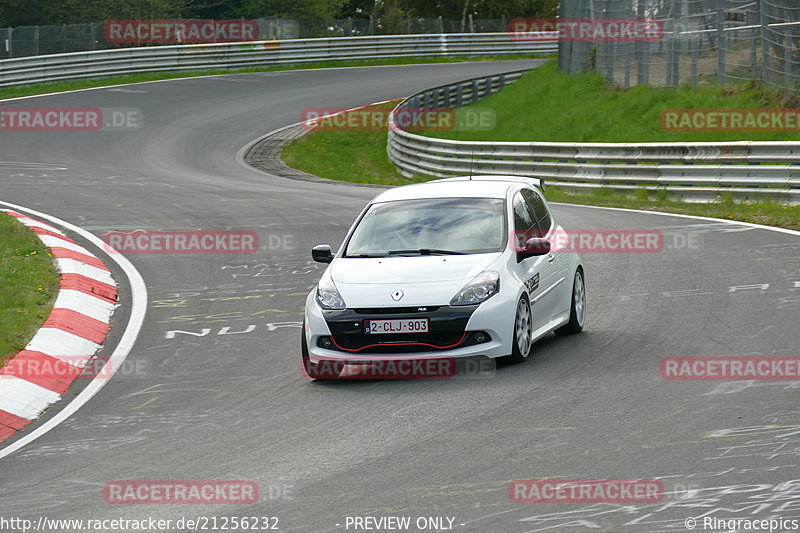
[0,33,556,88]
[387,71,800,203]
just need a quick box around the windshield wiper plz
[387,249,464,256]
[346,253,388,258]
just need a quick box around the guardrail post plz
[456,83,463,107]
[498,74,505,92]
[716,0,725,85]
[443,86,451,107]
[471,79,479,104]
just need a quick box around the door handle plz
[547,254,555,262]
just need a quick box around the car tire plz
[555,268,585,335]
[505,294,533,364]
[301,321,342,380]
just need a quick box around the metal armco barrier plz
[387,71,800,203]
[0,33,556,88]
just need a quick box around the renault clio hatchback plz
[302,176,585,378]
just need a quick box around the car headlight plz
[450,271,500,306]
[316,270,346,310]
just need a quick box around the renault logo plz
[391,290,404,301]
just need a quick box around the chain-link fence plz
[0,16,513,60]
[590,0,800,92]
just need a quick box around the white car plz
[302,175,585,378]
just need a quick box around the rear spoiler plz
[432,175,546,192]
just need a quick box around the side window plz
[522,188,552,233]
[512,192,536,250]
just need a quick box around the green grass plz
[282,102,434,187]
[0,213,60,366]
[546,188,799,231]
[426,59,800,143]
[0,54,552,101]
[281,102,800,230]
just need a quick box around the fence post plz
[716,0,725,85]
[4,27,11,58]
[670,0,680,86]
[637,0,649,84]
[468,14,474,33]
[625,42,631,87]
[760,0,769,84]
[785,35,792,88]
[438,16,444,34]
[751,27,757,79]
[691,37,698,85]
[608,42,615,82]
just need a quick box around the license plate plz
[365,318,429,335]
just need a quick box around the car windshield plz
[345,197,506,257]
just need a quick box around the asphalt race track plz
[1,59,799,532]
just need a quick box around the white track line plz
[550,202,800,238]
[0,201,148,460]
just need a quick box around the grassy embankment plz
[0,213,60,367]
[282,60,799,229]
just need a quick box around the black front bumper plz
[320,305,488,354]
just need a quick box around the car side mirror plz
[517,237,550,262]
[312,244,334,264]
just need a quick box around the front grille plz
[353,306,441,315]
